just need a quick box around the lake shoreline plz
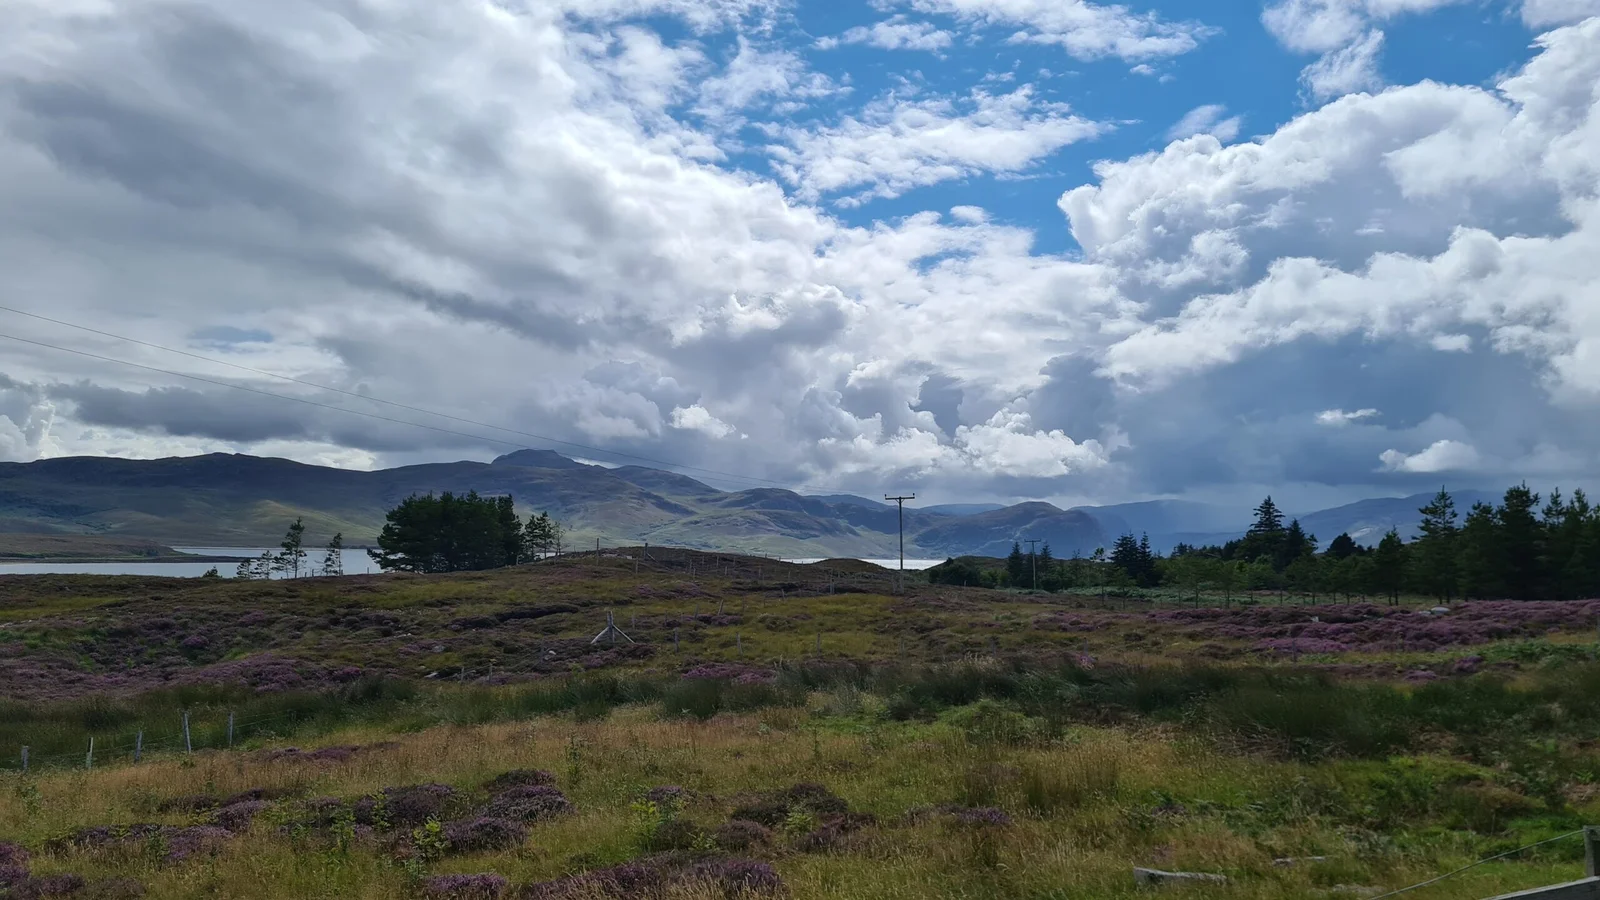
[0,555,253,565]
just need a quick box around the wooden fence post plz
[227,712,235,748]
[1586,825,1597,878]
[134,731,143,763]
[20,746,27,774]
[182,711,192,754]
[86,737,94,770]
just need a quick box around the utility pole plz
[885,494,916,593]
[1024,539,1040,591]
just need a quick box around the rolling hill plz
[0,450,1503,558]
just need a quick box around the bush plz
[421,873,508,899]
[714,820,774,852]
[482,786,573,823]
[482,770,556,793]
[443,817,527,854]
[942,700,1045,746]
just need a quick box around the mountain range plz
[0,449,1495,558]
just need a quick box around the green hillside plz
[1,451,1075,557]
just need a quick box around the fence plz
[7,708,324,774]
[1478,826,1596,898]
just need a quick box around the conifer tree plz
[279,517,307,579]
[321,532,344,577]
[1414,488,1459,601]
[1373,529,1408,605]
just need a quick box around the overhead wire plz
[0,306,811,491]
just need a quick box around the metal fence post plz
[182,711,192,754]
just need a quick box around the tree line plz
[930,485,1600,603]
[234,518,345,580]
[366,491,568,574]
[228,495,571,579]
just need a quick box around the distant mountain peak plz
[491,449,590,470]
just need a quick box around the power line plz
[885,494,915,591]
[1366,830,1588,900]
[0,317,803,491]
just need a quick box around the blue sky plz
[1,0,1598,512]
[684,0,1545,253]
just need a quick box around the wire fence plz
[6,708,319,774]
[1367,827,1596,900]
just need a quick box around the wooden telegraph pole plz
[884,494,916,594]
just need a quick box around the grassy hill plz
[0,452,976,556]
[0,450,1490,558]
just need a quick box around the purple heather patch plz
[481,786,573,823]
[482,770,557,793]
[421,873,509,899]
[443,817,527,854]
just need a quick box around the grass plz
[0,534,190,562]
[1,699,1594,899]
[1,558,1598,898]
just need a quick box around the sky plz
[1,0,1598,511]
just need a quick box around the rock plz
[1134,867,1228,887]
[1273,856,1328,867]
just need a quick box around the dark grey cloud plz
[51,381,490,453]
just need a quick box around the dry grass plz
[2,701,1593,900]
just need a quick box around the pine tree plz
[1278,519,1314,570]
[1558,490,1599,601]
[525,512,554,559]
[1457,502,1500,599]
[496,496,524,565]
[234,558,254,580]
[321,533,344,577]
[1137,534,1157,587]
[279,517,307,579]
[1251,497,1285,534]
[1373,529,1408,605]
[1414,488,1459,601]
[1110,533,1143,585]
[1327,533,1360,560]
[1005,542,1027,587]
[1242,496,1288,566]
[1497,484,1544,601]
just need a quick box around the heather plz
[0,557,1598,898]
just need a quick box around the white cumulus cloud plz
[770,86,1108,205]
[1379,439,1483,472]
[823,17,954,51]
[893,0,1215,60]
[1317,408,1381,426]
[669,405,738,438]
